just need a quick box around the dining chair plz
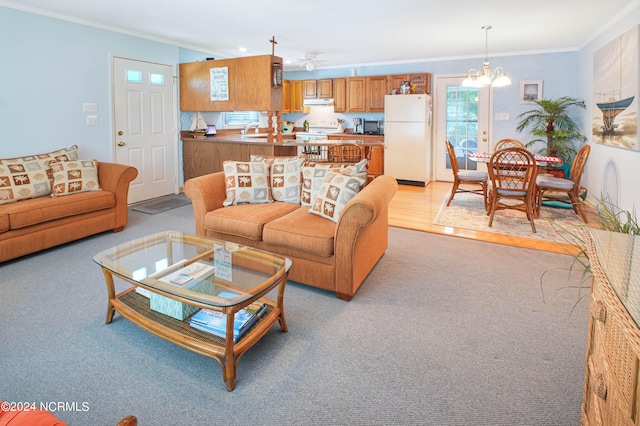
[535,144,591,222]
[487,146,538,232]
[327,143,365,163]
[494,138,526,151]
[445,140,488,209]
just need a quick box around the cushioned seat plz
[535,175,575,190]
[3,191,115,230]
[204,202,300,241]
[263,207,336,257]
[0,213,8,233]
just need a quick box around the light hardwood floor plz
[389,181,597,255]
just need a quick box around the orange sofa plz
[185,171,398,300]
[0,162,137,263]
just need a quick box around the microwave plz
[363,120,384,135]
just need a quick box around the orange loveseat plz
[185,170,397,300]
[0,152,137,263]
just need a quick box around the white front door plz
[434,76,491,181]
[113,57,177,203]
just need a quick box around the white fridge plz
[384,94,432,185]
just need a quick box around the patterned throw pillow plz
[0,145,79,205]
[50,159,101,197]
[250,155,305,204]
[301,159,368,207]
[222,160,273,206]
[308,170,365,223]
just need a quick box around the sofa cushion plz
[253,155,305,204]
[301,159,368,207]
[50,159,101,197]
[0,145,79,205]
[205,202,300,241]
[0,213,8,233]
[2,190,115,230]
[263,207,336,258]
[222,160,273,206]
[309,171,365,223]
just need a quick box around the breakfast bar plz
[181,131,385,180]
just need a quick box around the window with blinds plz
[224,111,260,127]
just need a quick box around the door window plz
[446,86,479,171]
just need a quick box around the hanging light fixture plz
[462,25,511,88]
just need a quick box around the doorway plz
[112,56,177,204]
[434,76,491,181]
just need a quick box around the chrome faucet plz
[241,123,259,135]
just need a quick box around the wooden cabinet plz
[282,80,291,113]
[388,73,432,94]
[179,54,283,111]
[388,74,409,94]
[367,76,388,112]
[303,80,317,98]
[367,145,384,178]
[333,78,347,113]
[347,77,367,112]
[303,79,333,99]
[318,79,333,98]
[290,80,304,112]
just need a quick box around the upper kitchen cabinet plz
[367,76,387,112]
[388,73,432,94]
[179,54,283,111]
[303,79,333,99]
[347,77,367,112]
[282,80,291,113]
[180,58,237,111]
[333,78,347,113]
[290,80,304,112]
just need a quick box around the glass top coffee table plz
[93,231,291,391]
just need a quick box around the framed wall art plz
[520,80,543,104]
[592,25,639,150]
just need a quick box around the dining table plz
[468,152,563,166]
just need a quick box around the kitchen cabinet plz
[367,76,387,112]
[347,77,367,112]
[333,78,347,113]
[388,73,432,94]
[290,80,304,112]
[303,80,317,98]
[179,54,283,111]
[282,80,291,113]
[318,79,333,98]
[303,79,333,99]
[388,74,409,94]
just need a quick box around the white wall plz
[579,4,640,212]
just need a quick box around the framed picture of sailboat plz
[593,25,638,150]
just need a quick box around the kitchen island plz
[181,132,384,181]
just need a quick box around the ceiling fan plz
[296,53,325,71]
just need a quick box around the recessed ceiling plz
[2,0,638,70]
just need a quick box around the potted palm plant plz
[516,96,587,176]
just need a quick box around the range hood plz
[303,98,334,107]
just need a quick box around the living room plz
[2,2,640,425]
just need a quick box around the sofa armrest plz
[184,172,227,235]
[98,162,138,230]
[334,175,398,299]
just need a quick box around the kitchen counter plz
[181,131,385,181]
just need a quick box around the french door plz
[434,76,491,181]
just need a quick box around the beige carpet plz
[434,191,587,243]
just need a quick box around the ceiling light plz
[462,25,511,88]
[238,46,247,53]
[305,61,315,71]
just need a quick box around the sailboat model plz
[189,112,208,133]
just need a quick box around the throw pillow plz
[0,145,79,205]
[308,170,365,223]
[50,159,101,197]
[251,155,305,204]
[301,159,368,207]
[222,160,273,206]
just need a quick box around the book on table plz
[135,261,214,298]
[189,292,267,342]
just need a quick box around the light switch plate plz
[87,115,98,126]
[494,112,509,121]
[83,103,98,113]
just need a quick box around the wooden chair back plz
[488,147,536,192]
[494,138,526,151]
[327,143,365,163]
[445,140,460,175]
[568,144,590,188]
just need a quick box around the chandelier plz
[462,25,511,88]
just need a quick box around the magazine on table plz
[189,292,267,341]
[159,261,214,287]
